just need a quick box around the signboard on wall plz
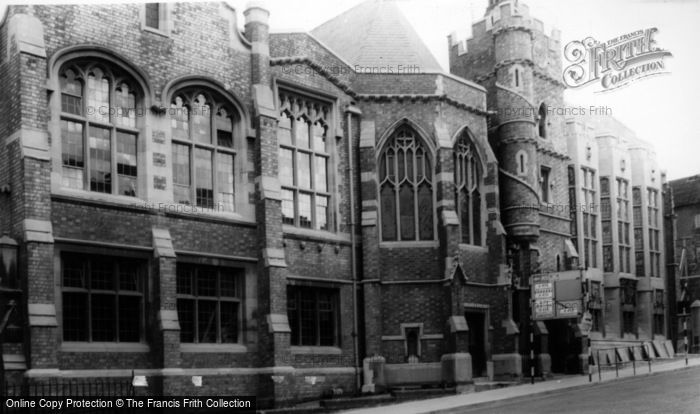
[531,272,583,320]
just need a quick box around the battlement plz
[449,0,561,58]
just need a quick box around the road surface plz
[454,366,700,414]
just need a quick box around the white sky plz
[4,0,699,179]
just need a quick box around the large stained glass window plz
[379,126,434,241]
[454,130,482,245]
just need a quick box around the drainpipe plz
[345,104,362,392]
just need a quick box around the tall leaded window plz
[287,285,339,346]
[176,263,243,344]
[454,131,482,245]
[581,167,597,268]
[170,89,238,212]
[59,62,140,196]
[278,91,331,230]
[379,126,434,242]
[648,188,661,277]
[617,178,631,273]
[633,187,645,277]
[145,3,160,29]
[61,254,145,342]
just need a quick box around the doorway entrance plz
[546,319,581,374]
[465,311,487,377]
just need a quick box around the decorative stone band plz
[262,247,286,268]
[252,84,278,119]
[251,41,269,57]
[23,366,358,378]
[257,175,281,201]
[266,313,291,334]
[27,304,57,327]
[361,210,377,227]
[448,315,469,333]
[157,310,181,331]
[152,227,176,258]
[6,14,47,60]
[359,120,376,148]
[441,210,459,226]
[23,219,54,243]
[6,128,51,161]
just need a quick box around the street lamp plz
[0,232,18,287]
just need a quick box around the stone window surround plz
[454,128,486,246]
[375,120,438,243]
[47,47,254,223]
[140,2,172,37]
[273,79,342,235]
[54,244,150,350]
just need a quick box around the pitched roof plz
[311,0,443,73]
[670,175,700,208]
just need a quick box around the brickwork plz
[0,0,672,403]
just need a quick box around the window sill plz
[142,26,170,38]
[290,346,342,355]
[180,343,248,353]
[52,188,151,212]
[458,243,488,253]
[283,225,351,244]
[380,240,439,249]
[61,342,150,353]
[163,203,256,226]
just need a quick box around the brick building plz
[0,0,672,407]
[667,175,700,353]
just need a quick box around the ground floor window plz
[590,308,602,332]
[622,310,635,335]
[287,285,339,346]
[61,254,145,342]
[653,314,664,336]
[176,263,243,343]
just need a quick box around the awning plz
[564,239,579,258]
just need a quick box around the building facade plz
[0,0,672,407]
[668,175,700,353]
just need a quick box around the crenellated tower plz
[449,0,564,257]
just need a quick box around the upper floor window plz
[61,253,145,343]
[145,3,160,29]
[176,263,243,344]
[581,167,597,268]
[537,103,547,138]
[277,91,332,231]
[143,3,169,34]
[454,130,482,245]
[648,188,661,277]
[59,62,141,196]
[617,178,631,273]
[379,126,434,242]
[540,166,551,203]
[287,285,339,346]
[170,89,240,212]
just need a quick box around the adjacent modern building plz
[668,175,700,353]
[0,0,674,407]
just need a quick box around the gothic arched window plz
[59,61,141,196]
[454,131,483,245]
[170,88,240,212]
[277,91,332,231]
[379,126,434,242]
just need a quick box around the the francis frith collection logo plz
[563,28,672,93]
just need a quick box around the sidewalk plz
[341,355,700,414]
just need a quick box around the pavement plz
[340,355,700,414]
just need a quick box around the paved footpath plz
[341,355,700,414]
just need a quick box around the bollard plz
[648,354,651,373]
[632,358,636,376]
[597,350,602,381]
[615,348,619,378]
[588,338,593,383]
